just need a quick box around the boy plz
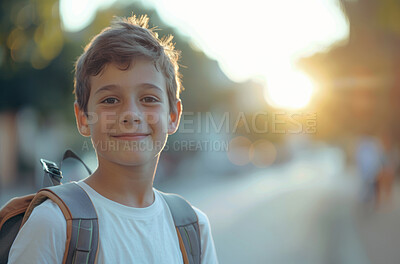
[8,15,218,263]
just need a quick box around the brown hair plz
[73,14,183,114]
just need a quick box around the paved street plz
[164,147,400,264]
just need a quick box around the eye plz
[142,97,159,103]
[101,97,119,104]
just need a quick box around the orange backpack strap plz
[0,193,36,263]
[158,190,201,264]
[0,194,35,230]
[22,182,99,264]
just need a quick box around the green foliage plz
[0,0,69,114]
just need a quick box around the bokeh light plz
[227,136,252,166]
[249,139,277,168]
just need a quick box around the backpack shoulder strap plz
[158,190,201,264]
[22,182,99,264]
[0,193,36,264]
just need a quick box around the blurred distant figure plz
[355,136,383,206]
[376,130,398,208]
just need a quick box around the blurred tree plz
[0,0,69,112]
[0,0,74,187]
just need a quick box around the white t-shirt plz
[8,181,218,264]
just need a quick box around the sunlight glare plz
[147,0,348,83]
[264,69,315,109]
[60,0,115,32]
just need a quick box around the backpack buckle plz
[40,159,63,186]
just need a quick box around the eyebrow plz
[139,83,164,93]
[94,83,163,96]
[94,84,120,96]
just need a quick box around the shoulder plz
[157,191,210,226]
[156,190,211,228]
[19,198,66,237]
[8,199,66,264]
[191,206,219,264]
[191,206,213,241]
[23,199,66,231]
[192,206,211,227]
[32,198,64,216]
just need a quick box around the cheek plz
[144,111,169,128]
[93,111,118,134]
[144,112,160,125]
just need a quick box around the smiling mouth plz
[111,133,150,141]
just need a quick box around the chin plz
[115,150,161,166]
[111,152,152,166]
[95,139,162,166]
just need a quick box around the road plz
[163,146,400,264]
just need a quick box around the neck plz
[83,154,159,208]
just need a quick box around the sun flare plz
[264,69,315,110]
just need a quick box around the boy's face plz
[74,58,182,166]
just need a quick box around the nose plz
[119,98,143,125]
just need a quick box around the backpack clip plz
[40,159,63,187]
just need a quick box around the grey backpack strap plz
[48,182,99,264]
[158,191,201,264]
[26,182,99,264]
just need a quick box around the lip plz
[111,133,150,141]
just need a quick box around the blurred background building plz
[1,0,400,263]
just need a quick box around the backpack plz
[0,150,201,264]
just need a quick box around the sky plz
[60,0,349,109]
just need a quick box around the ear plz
[74,102,91,137]
[168,99,182,135]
